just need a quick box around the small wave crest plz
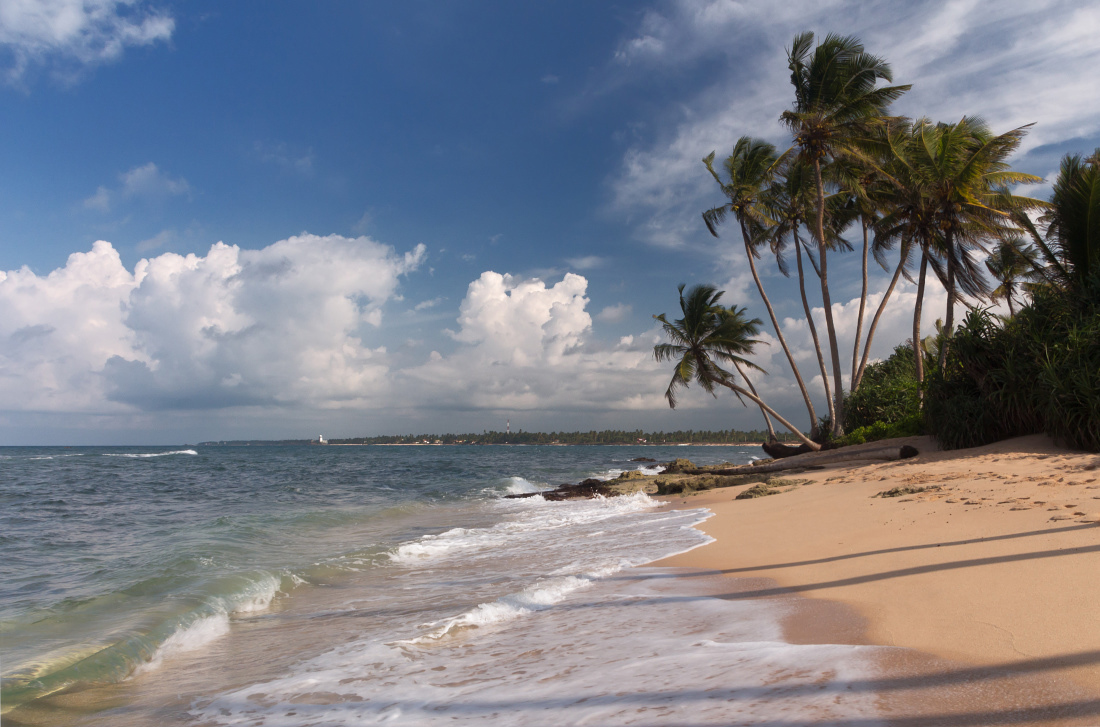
[388,491,663,566]
[594,464,665,481]
[104,449,199,458]
[129,572,283,677]
[501,476,541,495]
[404,574,596,643]
[133,614,230,676]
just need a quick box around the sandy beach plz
[653,434,1100,723]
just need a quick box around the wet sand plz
[655,433,1100,724]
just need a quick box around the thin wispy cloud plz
[0,0,174,83]
[565,255,606,270]
[83,162,191,212]
[607,0,1100,249]
[253,141,315,176]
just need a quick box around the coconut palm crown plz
[654,284,820,450]
[780,31,911,436]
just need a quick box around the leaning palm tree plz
[654,284,821,450]
[780,31,911,435]
[702,137,821,436]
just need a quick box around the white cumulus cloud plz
[405,272,669,413]
[0,234,425,413]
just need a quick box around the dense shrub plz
[840,413,923,446]
[924,280,1100,451]
[844,344,921,432]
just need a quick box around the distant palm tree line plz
[331,430,801,446]
[657,31,1099,445]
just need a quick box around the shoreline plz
[652,433,1100,721]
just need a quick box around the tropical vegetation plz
[654,31,1100,454]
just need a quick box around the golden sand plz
[652,434,1100,722]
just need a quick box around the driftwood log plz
[683,445,919,476]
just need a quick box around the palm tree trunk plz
[853,240,909,391]
[718,380,821,451]
[737,217,819,430]
[812,158,846,436]
[851,217,870,390]
[913,250,929,393]
[938,234,956,373]
[1007,294,1016,318]
[794,230,833,424]
[734,361,777,442]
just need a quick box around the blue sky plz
[2,0,1099,444]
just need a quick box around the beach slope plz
[654,434,1100,699]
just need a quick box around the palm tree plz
[986,236,1040,316]
[829,137,898,394]
[852,119,920,392]
[654,284,821,450]
[762,157,834,426]
[780,31,911,435]
[903,116,1043,371]
[702,137,821,436]
[1019,149,1100,293]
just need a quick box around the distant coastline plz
[198,429,799,448]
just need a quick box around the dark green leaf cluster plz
[923,283,1100,451]
[842,344,921,432]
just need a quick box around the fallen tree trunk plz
[685,445,919,476]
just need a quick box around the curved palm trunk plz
[794,230,833,424]
[851,217,870,389]
[913,250,929,396]
[737,217,819,431]
[853,240,909,391]
[1007,294,1016,318]
[734,361,777,442]
[718,380,820,451]
[938,232,956,373]
[812,158,846,436]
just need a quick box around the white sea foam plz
[387,491,674,566]
[134,614,230,676]
[193,467,879,726]
[408,574,595,642]
[501,476,540,495]
[195,570,886,725]
[594,464,664,480]
[105,449,199,458]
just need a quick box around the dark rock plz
[504,478,614,501]
[899,445,920,459]
[660,458,697,474]
[629,457,657,462]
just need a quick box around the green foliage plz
[924,284,1100,451]
[844,344,921,432]
[839,414,923,446]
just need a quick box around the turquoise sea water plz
[2,443,898,725]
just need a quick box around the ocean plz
[1,444,885,725]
